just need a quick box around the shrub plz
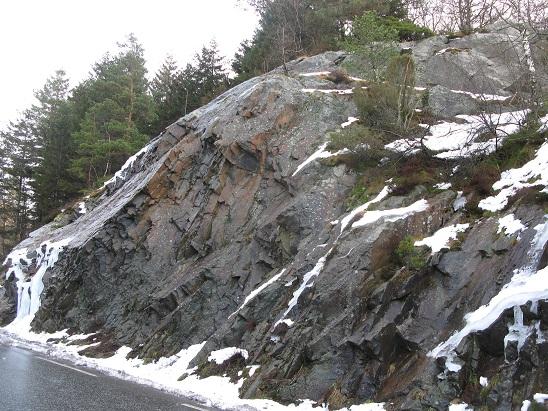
[325,69,352,84]
[380,17,434,41]
[354,55,417,132]
[395,236,427,270]
[328,125,388,168]
[342,11,399,81]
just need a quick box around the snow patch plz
[275,249,333,327]
[102,143,152,188]
[448,403,473,411]
[479,140,548,212]
[77,202,87,214]
[538,114,548,133]
[302,88,354,95]
[415,224,469,253]
[386,110,529,159]
[207,347,249,365]
[340,186,391,233]
[498,214,526,236]
[229,269,285,318]
[434,182,452,190]
[450,89,511,102]
[341,117,359,128]
[352,199,429,229]
[292,142,349,176]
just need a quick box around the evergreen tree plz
[193,41,228,105]
[150,55,189,133]
[0,111,40,241]
[70,34,156,188]
[31,70,79,221]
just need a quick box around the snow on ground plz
[429,218,548,372]
[386,110,529,159]
[1,323,385,411]
[207,347,249,365]
[414,224,469,253]
[498,214,526,236]
[352,199,429,229]
[342,116,359,128]
[229,269,286,319]
[479,140,548,212]
[292,142,349,176]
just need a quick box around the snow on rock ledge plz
[479,140,548,212]
[415,224,469,253]
[207,347,249,365]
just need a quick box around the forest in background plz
[0,0,545,257]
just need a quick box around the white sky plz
[0,0,259,127]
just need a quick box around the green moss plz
[395,236,427,270]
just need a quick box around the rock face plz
[1,28,548,410]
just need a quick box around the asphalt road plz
[0,343,213,411]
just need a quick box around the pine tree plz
[0,111,40,241]
[193,41,228,104]
[31,70,79,221]
[150,55,189,133]
[70,34,156,188]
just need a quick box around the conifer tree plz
[70,34,156,188]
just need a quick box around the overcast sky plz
[0,0,259,127]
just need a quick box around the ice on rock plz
[450,89,511,102]
[207,347,249,365]
[429,219,548,372]
[504,306,534,360]
[3,238,71,324]
[453,191,467,211]
[415,224,469,253]
[534,393,548,403]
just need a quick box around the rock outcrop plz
[2,26,547,410]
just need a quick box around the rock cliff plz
[2,24,548,410]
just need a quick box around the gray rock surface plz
[1,29,547,410]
